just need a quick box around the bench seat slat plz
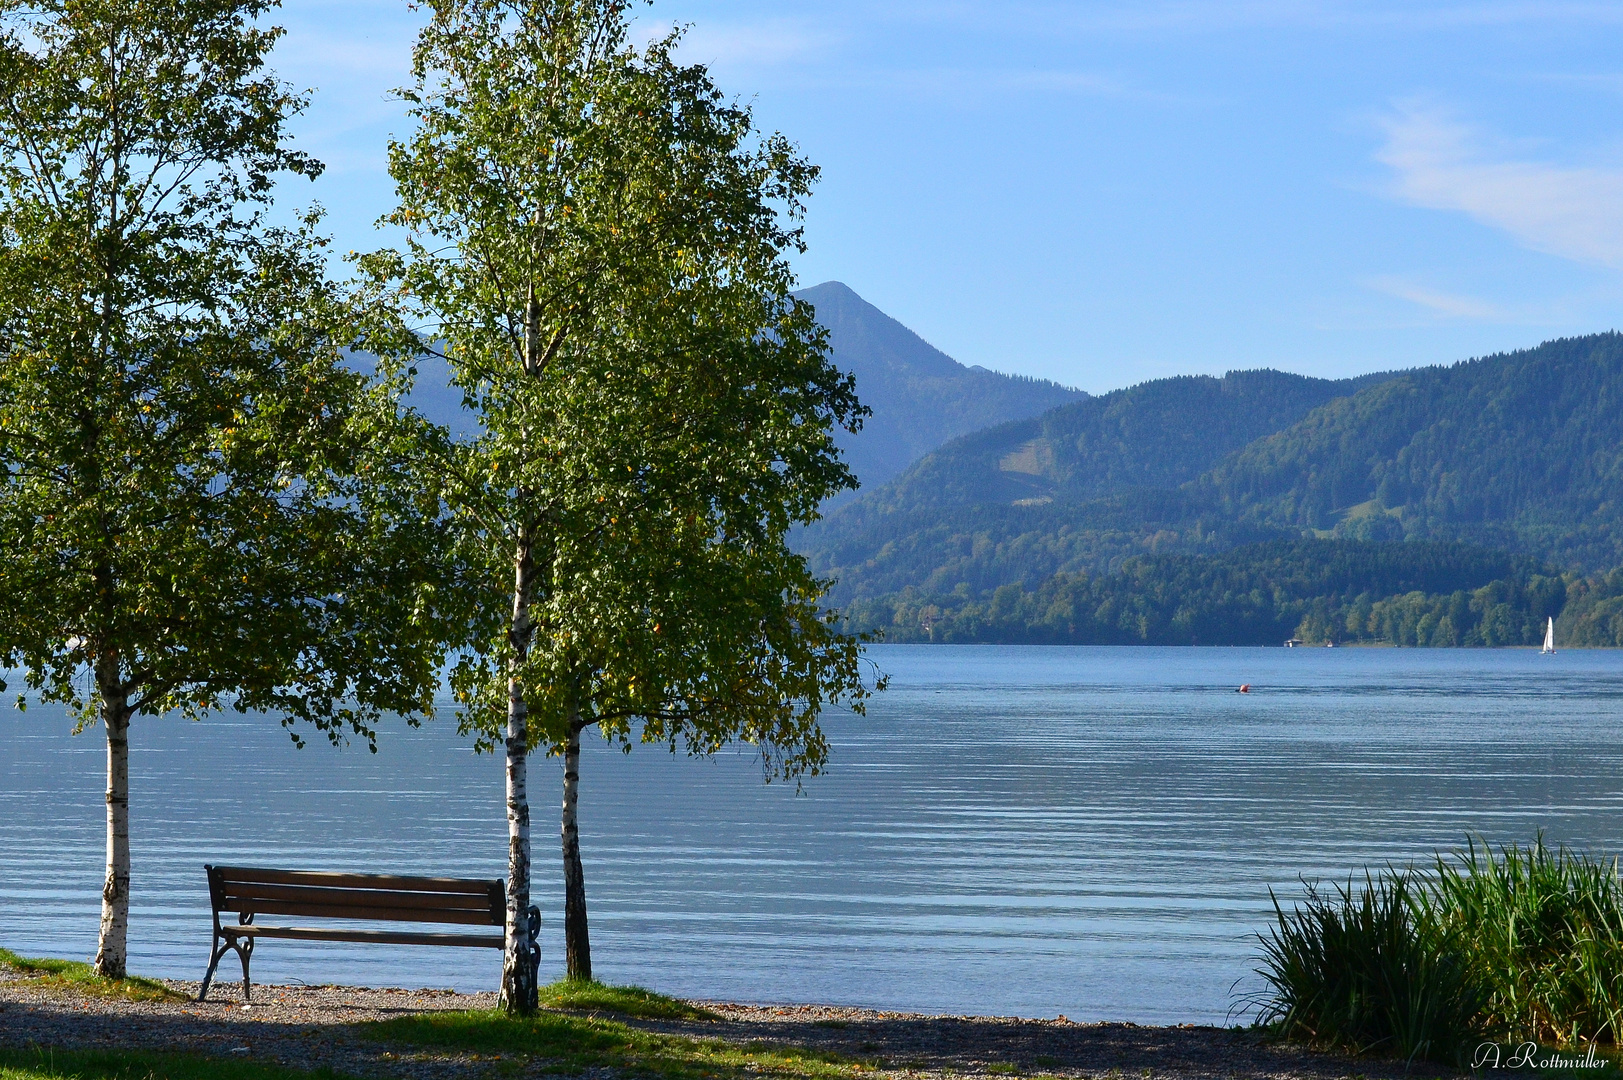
[220,882,497,914]
[211,866,496,894]
[218,925,504,948]
[222,899,501,925]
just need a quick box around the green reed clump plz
[1248,838,1623,1064]
[1247,870,1485,1065]
[1429,836,1623,1047]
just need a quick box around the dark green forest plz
[806,333,1623,645]
[845,539,1623,646]
[1200,333,1623,568]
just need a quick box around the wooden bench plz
[199,864,538,1002]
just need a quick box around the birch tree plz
[0,0,446,978]
[371,0,875,1010]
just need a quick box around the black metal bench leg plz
[198,936,230,1002]
[238,936,254,1003]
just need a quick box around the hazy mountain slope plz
[796,281,1085,490]
[803,367,1392,602]
[401,352,472,435]
[831,368,1391,519]
[1203,332,1623,569]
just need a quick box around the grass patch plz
[0,949,184,1003]
[369,1007,869,1080]
[0,1047,357,1079]
[538,978,718,1020]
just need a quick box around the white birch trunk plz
[499,535,535,1013]
[497,285,548,1010]
[93,651,130,979]
[561,714,591,980]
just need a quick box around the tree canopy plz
[373,0,875,1008]
[0,0,446,978]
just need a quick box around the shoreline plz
[0,964,1457,1080]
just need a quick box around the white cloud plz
[652,18,842,70]
[1363,276,1510,320]
[276,2,417,81]
[1376,103,1623,267]
[1043,0,1623,32]
[868,67,1128,101]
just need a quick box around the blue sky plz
[273,1,1623,393]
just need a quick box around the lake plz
[3,645,1622,1024]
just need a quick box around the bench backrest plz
[206,865,504,927]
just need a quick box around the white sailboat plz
[1542,617,1556,655]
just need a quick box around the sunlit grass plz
[1247,869,1485,1065]
[0,948,185,1003]
[369,1006,871,1080]
[0,1047,356,1080]
[538,977,720,1020]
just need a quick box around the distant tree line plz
[843,539,1623,646]
[1560,570,1623,646]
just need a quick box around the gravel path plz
[0,964,496,1078]
[0,963,1458,1079]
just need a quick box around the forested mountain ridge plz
[802,366,1394,604]
[807,488,1285,605]
[793,281,1085,491]
[816,367,1393,524]
[1201,333,1623,570]
[804,331,1623,645]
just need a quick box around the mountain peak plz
[793,282,1086,490]
[796,281,968,381]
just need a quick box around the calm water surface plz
[3,645,1622,1023]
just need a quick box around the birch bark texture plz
[501,527,537,1010]
[95,658,131,976]
[560,716,590,980]
[0,0,449,979]
[372,0,879,1002]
